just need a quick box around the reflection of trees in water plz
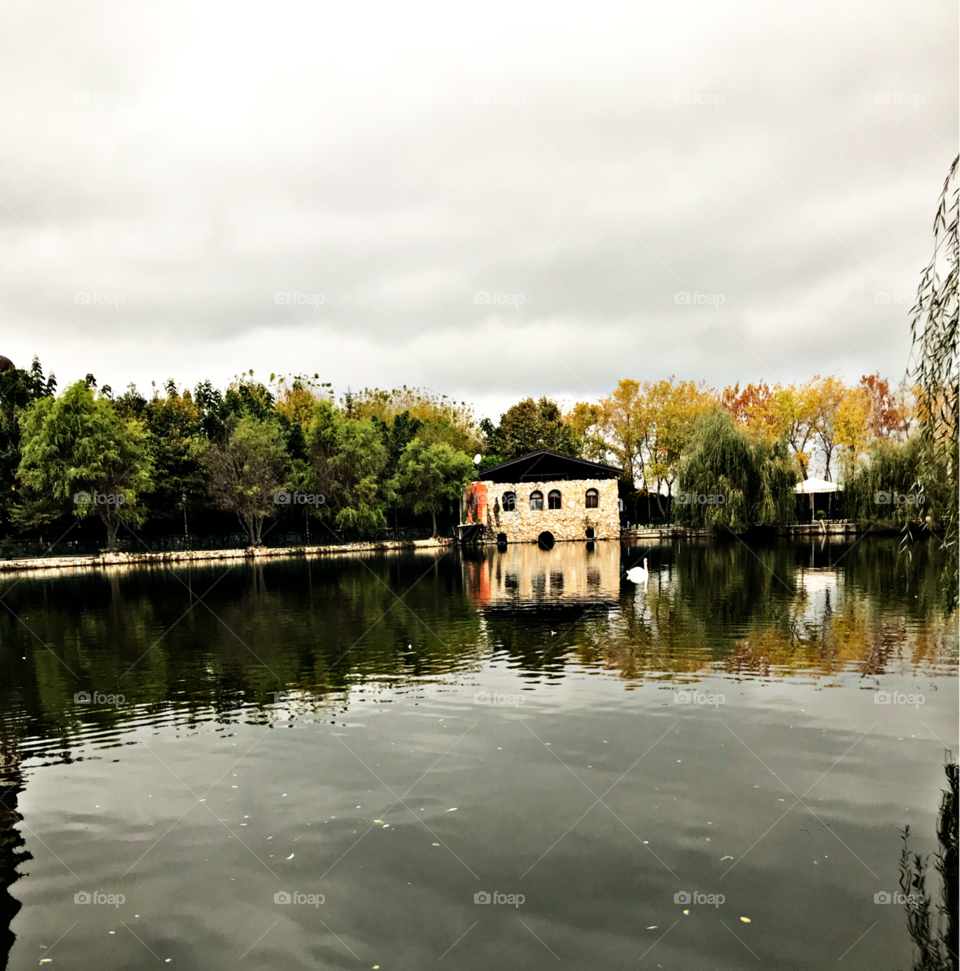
[590,539,956,681]
[0,555,483,741]
[898,759,957,971]
[0,738,30,971]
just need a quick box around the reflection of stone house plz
[461,450,622,544]
[465,540,621,608]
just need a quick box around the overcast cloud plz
[1,0,956,420]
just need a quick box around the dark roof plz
[479,449,622,483]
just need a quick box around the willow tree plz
[842,436,949,529]
[909,154,958,605]
[674,409,797,532]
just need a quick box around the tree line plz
[0,361,949,551]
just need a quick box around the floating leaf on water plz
[682,909,689,915]
[646,925,658,930]
[740,916,751,923]
[721,855,734,861]
[286,853,295,860]
[446,808,457,812]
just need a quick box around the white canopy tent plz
[794,477,841,495]
[795,477,841,520]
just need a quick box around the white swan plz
[626,558,649,585]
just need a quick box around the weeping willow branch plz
[907,156,958,608]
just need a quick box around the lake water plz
[0,537,956,970]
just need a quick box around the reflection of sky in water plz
[0,539,954,971]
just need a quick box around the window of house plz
[530,490,543,511]
[548,489,562,510]
[502,491,516,512]
[585,488,599,508]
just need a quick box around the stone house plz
[461,450,622,544]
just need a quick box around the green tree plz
[305,402,390,536]
[675,409,797,532]
[392,440,474,537]
[0,358,56,531]
[844,436,950,531]
[139,381,209,526]
[205,415,289,545]
[484,397,580,461]
[16,380,154,549]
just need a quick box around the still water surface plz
[0,537,956,970]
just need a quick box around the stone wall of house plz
[477,477,620,542]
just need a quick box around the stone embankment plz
[0,538,455,575]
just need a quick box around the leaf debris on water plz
[740,916,751,923]
[286,853,295,860]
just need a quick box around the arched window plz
[585,488,599,509]
[502,491,516,512]
[548,489,562,510]
[530,490,543,511]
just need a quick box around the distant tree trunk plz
[430,508,437,538]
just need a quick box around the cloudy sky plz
[1,0,956,421]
